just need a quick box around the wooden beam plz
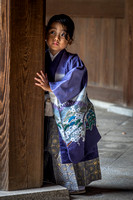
[123,0,133,107]
[0,0,45,190]
[46,0,125,18]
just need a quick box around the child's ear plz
[68,39,72,45]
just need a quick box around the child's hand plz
[34,70,52,92]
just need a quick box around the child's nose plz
[54,34,60,40]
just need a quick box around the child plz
[34,14,101,194]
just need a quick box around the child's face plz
[46,22,71,56]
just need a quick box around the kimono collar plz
[45,49,66,82]
[49,50,60,61]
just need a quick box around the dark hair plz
[46,14,75,41]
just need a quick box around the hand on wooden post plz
[34,70,52,92]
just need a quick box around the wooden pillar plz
[0,0,45,190]
[124,0,133,107]
[0,0,10,191]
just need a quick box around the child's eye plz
[60,32,66,37]
[49,30,56,35]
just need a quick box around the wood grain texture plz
[0,0,10,190]
[0,0,45,191]
[9,0,45,190]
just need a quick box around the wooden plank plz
[87,85,123,104]
[99,19,115,87]
[114,19,124,89]
[0,0,10,191]
[46,0,125,18]
[123,0,133,107]
[85,18,102,85]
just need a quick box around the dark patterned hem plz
[44,117,101,191]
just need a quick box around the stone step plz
[0,185,70,200]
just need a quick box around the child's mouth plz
[53,42,59,46]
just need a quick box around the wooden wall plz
[0,0,45,190]
[69,17,125,104]
[46,0,133,107]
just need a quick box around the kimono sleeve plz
[49,55,88,104]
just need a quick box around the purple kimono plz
[45,49,101,164]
